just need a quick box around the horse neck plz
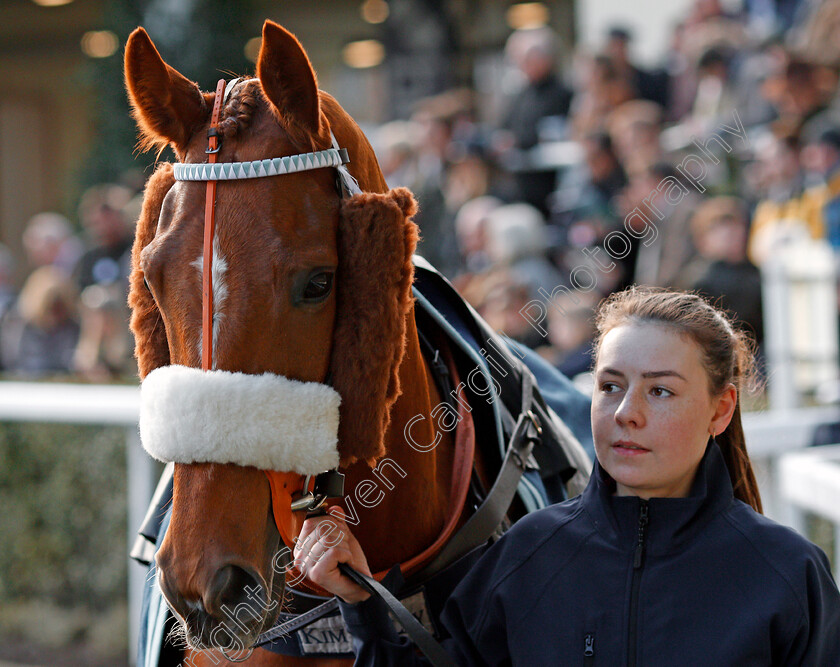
[341,303,456,570]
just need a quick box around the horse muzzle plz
[141,365,341,640]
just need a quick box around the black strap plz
[338,563,458,667]
[417,371,541,580]
[130,462,174,566]
[417,327,456,413]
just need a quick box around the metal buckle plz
[206,127,221,154]
[526,409,543,436]
[290,475,325,513]
[290,471,345,513]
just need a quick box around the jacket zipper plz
[627,500,649,667]
[583,633,595,666]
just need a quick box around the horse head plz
[126,20,440,654]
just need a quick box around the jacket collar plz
[583,442,735,555]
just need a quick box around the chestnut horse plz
[127,19,476,667]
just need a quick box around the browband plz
[172,147,349,182]
[139,365,341,475]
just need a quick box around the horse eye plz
[301,271,334,303]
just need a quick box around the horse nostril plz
[204,565,266,628]
[156,567,193,622]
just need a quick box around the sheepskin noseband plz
[139,365,341,474]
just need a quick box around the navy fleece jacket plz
[339,443,840,666]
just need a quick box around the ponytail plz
[717,401,762,513]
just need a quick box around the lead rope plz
[201,78,227,371]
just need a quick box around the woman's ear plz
[710,383,737,437]
[328,188,418,466]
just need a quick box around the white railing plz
[0,381,153,666]
[743,406,840,575]
[780,445,840,575]
[743,405,840,522]
[0,381,837,662]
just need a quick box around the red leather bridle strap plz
[202,78,227,371]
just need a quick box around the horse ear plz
[124,27,208,154]
[257,20,325,140]
[128,163,173,378]
[330,188,419,466]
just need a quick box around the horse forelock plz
[215,76,333,156]
[216,77,259,141]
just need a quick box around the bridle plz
[173,78,358,550]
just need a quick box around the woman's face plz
[591,322,736,499]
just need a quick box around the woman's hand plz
[293,510,372,604]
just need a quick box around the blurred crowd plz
[5,0,840,385]
[0,180,139,380]
[374,0,840,385]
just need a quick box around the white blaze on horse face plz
[191,238,228,368]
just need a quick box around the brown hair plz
[593,286,762,513]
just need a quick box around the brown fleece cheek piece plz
[129,162,174,379]
[330,187,419,467]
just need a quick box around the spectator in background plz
[690,46,737,129]
[729,38,783,130]
[540,289,599,379]
[792,0,840,67]
[22,212,82,276]
[73,284,136,381]
[607,100,664,178]
[580,131,628,208]
[497,26,572,215]
[569,54,635,139]
[773,57,837,139]
[603,26,670,109]
[801,126,840,249]
[483,202,563,301]
[376,120,419,190]
[748,130,825,265]
[460,269,544,349]
[664,21,697,122]
[627,162,702,288]
[74,184,134,292]
[452,195,502,277]
[743,0,807,35]
[0,266,80,377]
[552,131,627,232]
[679,196,764,345]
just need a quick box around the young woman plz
[295,287,840,666]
